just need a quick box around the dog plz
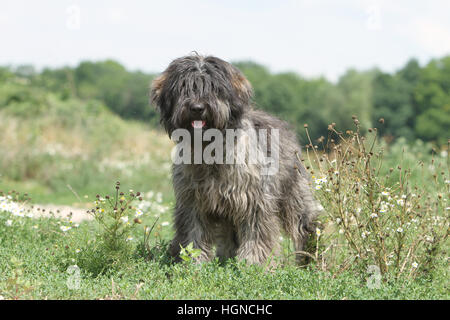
[150,54,320,265]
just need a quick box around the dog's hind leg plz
[281,174,321,265]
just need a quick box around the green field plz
[0,99,448,300]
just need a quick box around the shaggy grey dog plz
[151,54,320,265]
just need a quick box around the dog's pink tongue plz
[191,120,206,129]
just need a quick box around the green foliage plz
[1,55,449,147]
[179,242,202,263]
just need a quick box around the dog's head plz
[150,54,253,134]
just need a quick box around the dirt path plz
[30,204,93,222]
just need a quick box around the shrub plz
[302,118,449,280]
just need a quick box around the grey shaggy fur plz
[151,54,320,265]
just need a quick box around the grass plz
[0,209,447,300]
[0,103,448,300]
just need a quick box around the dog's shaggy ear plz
[150,73,167,110]
[230,67,253,105]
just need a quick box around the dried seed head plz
[134,218,142,224]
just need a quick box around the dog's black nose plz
[190,103,204,114]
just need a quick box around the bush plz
[303,118,449,280]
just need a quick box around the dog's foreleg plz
[235,210,281,265]
[169,206,214,263]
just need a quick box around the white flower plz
[336,218,342,224]
[32,225,38,229]
[412,262,418,268]
[339,229,344,234]
[156,192,163,203]
[75,249,81,253]
[381,191,389,196]
[161,221,170,227]
[315,228,321,237]
[315,184,322,190]
[396,227,403,233]
[126,236,133,242]
[396,199,404,206]
[120,216,129,223]
[5,219,12,226]
[60,226,72,232]
[135,209,143,218]
[370,213,378,218]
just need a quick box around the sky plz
[1,0,450,81]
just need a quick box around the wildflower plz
[396,199,404,206]
[126,236,133,242]
[161,221,170,227]
[381,191,389,196]
[156,192,163,203]
[412,262,418,269]
[32,225,38,229]
[120,216,129,223]
[60,226,72,232]
[339,229,344,235]
[370,213,378,218]
[336,218,342,224]
[75,249,81,253]
[315,228,321,237]
[396,227,403,233]
[315,184,322,190]
[135,209,143,218]
[5,219,12,226]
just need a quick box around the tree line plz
[0,56,448,146]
